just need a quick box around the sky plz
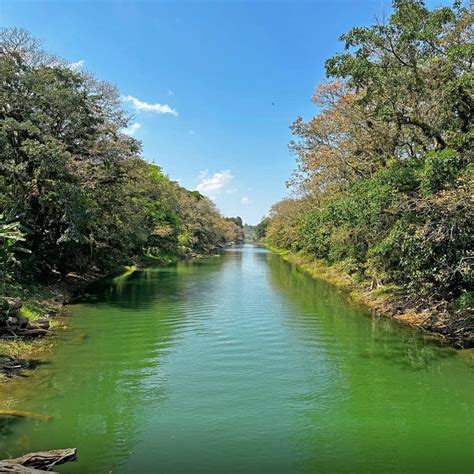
[1,0,450,224]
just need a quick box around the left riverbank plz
[0,268,109,381]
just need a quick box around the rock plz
[18,313,29,328]
[5,313,29,329]
[1,298,23,326]
[5,298,23,312]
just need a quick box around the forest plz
[258,0,473,344]
[0,1,473,471]
[0,27,244,326]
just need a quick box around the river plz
[1,244,473,473]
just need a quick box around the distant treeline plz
[259,1,472,309]
[0,28,243,286]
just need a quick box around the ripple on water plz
[1,245,473,474]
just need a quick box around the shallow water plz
[1,244,473,473]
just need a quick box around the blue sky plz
[1,0,449,224]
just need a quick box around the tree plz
[325,0,473,153]
[289,81,396,195]
[267,0,473,303]
[0,27,236,282]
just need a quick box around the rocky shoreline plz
[0,269,106,380]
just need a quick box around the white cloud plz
[197,170,234,198]
[68,59,85,71]
[122,95,178,116]
[122,122,141,136]
[240,196,252,205]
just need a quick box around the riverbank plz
[266,245,473,348]
[0,270,105,380]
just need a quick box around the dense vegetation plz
[260,1,473,316]
[0,28,243,306]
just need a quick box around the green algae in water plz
[1,245,473,473]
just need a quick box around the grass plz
[20,304,42,321]
[1,281,60,320]
[141,249,179,265]
[0,338,51,359]
[0,337,56,382]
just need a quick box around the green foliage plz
[253,218,269,241]
[0,215,30,284]
[0,28,235,286]
[264,1,473,304]
[455,291,474,310]
[419,149,464,196]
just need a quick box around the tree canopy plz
[0,28,242,286]
[261,0,473,306]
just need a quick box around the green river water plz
[0,244,473,473]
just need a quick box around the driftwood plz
[0,356,27,376]
[27,320,50,331]
[0,448,77,472]
[0,328,48,338]
[0,410,52,422]
[0,461,47,472]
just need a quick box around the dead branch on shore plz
[0,448,77,472]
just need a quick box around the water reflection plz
[265,251,473,473]
[0,245,473,474]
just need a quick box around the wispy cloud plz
[197,170,234,198]
[68,59,85,71]
[122,95,178,116]
[240,196,252,205]
[188,130,195,135]
[122,122,141,136]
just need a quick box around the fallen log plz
[0,356,30,378]
[0,461,49,472]
[1,448,77,472]
[27,320,50,331]
[0,410,52,422]
[0,328,48,338]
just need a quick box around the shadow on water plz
[0,252,240,472]
[0,271,204,471]
[0,417,16,438]
[264,251,474,473]
[80,255,227,311]
[264,252,458,371]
